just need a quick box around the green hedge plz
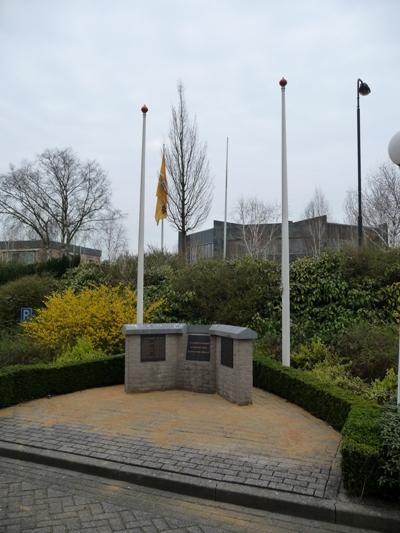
[0,255,80,285]
[0,355,124,408]
[253,356,354,430]
[341,405,382,497]
[253,355,384,498]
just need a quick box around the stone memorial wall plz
[123,323,256,405]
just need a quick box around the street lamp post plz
[356,79,371,247]
[388,131,400,406]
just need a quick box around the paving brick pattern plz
[0,457,372,533]
[0,456,244,532]
[0,417,340,500]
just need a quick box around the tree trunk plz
[178,230,187,261]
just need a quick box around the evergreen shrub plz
[253,354,385,498]
[155,249,400,350]
[0,255,80,285]
[0,355,124,408]
[168,257,281,327]
[341,405,382,497]
[0,275,59,330]
[0,262,36,285]
[378,408,400,493]
[253,353,354,430]
[333,322,398,381]
[56,337,107,364]
[60,263,108,292]
[367,369,398,404]
[0,332,53,369]
[291,337,333,370]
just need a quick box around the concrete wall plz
[123,323,256,405]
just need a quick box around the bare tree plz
[303,188,329,256]
[344,162,398,246]
[365,163,400,246]
[0,215,34,241]
[165,83,212,257]
[233,197,280,259]
[93,209,128,262]
[344,190,355,222]
[0,215,35,262]
[0,148,111,255]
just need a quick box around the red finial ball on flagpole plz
[279,78,287,87]
[141,104,148,113]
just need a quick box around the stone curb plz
[1,440,399,533]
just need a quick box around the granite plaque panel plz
[220,336,233,368]
[140,335,166,362]
[186,334,210,361]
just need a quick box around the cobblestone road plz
[0,457,374,533]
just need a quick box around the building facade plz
[0,240,101,264]
[187,216,388,263]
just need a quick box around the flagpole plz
[280,78,290,367]
[161,143,165,253]
[137,104,148,325]
[223,136,229,260]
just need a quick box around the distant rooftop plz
[0,240,101,257]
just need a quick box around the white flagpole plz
[223,136,229,260]
[136,104,148,324]
[161,143,165,254]
[280,78,290,367]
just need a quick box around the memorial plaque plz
[186,334,210,361]
[220,337,233,368]
[141,335,166,362]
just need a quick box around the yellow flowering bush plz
[55,337,107,364]
[23,285,162,354]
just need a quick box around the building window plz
[11,251,35,264]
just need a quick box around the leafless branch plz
[0,148,112,253]
[303,187,329,256]
[344,162,398,246]
[233,197,280,259]
[165,83,212,257]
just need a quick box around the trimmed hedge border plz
[0,355,124,408]
[253,355,384,498]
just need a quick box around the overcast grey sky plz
[1,0,399,253]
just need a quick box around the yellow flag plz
[155,154,168,225]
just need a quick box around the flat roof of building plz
[0,240,101,257]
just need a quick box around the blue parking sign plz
[20,307,33,321]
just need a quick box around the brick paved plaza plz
[0,387,341,500]
[1,386,399,532]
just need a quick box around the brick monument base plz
[123,323,256,405]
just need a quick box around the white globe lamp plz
[388,131,400,166]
